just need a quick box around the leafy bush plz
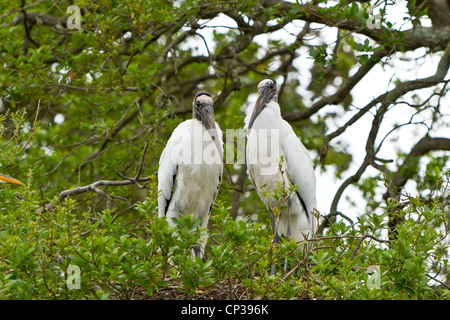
[0,179,448,299]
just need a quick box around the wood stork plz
[0,173,24,186]
[244,78,317,248]
[158,91,223,258]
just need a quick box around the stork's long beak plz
[248,86,270,130]
[0,173,24,186]
[200,105,223,163]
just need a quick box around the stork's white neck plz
[244,100,281,130]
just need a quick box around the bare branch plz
[283,50,383,122]
[12,11,67,28]
[42,175,152,212]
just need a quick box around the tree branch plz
[12,11,67,28]
[319,42,450,233]
[384,136,450,202]
[42,176,152,212]
[282,50,383,122]
[264,0,450,51]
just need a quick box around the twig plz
[20,0,40,48]
[114,138,151,189]
[427,273,450,290]
[307,234,389,243]
[41,138,153,211]
[281,233,389,281]
[11,98,41,161]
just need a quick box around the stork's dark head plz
[248,77,278,130]
[192,91,223,161]
[257,77,277,100]
[193,91,213,121]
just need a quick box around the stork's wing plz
[157,140,179,218]
[216,167,224,198]
[280,124,317,218]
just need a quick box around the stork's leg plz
[269,208,279,275]
[190,214,208,261]
[269,208,277,240]
[284,198,293,274]
[193,247,202,258]
[270,234,279,275]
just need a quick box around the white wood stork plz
[158,91,223,258]
[0,173,24,186]
[244,78,317,247]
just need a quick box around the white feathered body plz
[158,119,223,254]
[245,100,317,242]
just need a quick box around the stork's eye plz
[268,82,274,89]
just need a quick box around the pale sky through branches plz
[181,0,449,222]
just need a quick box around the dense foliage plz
[0,0,449,299]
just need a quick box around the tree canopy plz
[0,0,449,300]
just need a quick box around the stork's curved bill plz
[197,97,223,162]
[0,173,24,185]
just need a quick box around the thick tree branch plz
[322,42,450,158]
[384,136,450,202]
[264,0,450,51]
[408,0,450,28]
[282,50,383,122]
[384,135,450,238]
[12,11,68,28]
